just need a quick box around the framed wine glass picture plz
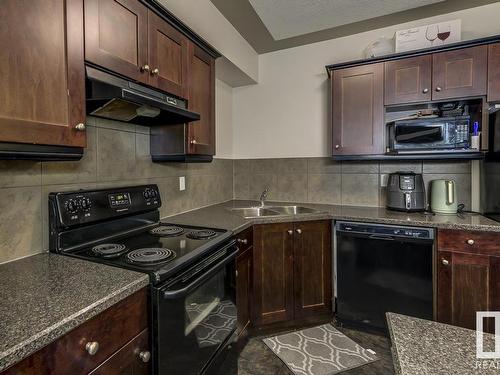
[395,19,461,52]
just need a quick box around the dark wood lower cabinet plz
[2,288,149,375]
[294,220,332,319]
[253,221,332,327]
[236,248,253,335]
[90,329,150,375]
[253,223,295,326]
[437,230,500,333]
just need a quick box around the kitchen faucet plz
[259,188,269,207]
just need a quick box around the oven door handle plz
[162,246,239,299]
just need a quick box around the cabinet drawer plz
[89,329,150,375]
[4,288,148,375]
[438,229,500,256]
[236,227,253,254]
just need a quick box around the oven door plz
[393,120,451,150]
[152,242,238,375]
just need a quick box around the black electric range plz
[48,184,238,375]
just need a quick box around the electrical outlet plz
[179,176,185,191]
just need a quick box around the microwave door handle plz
[162,247,238,299]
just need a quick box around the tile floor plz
[216,324,394,375]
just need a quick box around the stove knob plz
[80,197,92,211]
[65,199,78,214]
[150,189,157,198]
[143,190,150,199]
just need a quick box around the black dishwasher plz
[336,221,434,330]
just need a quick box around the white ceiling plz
[248,0,445,40]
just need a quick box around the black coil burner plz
[126,248,176,265]
[150,225,184,237]
[186,230,217,240]
[91,243,127,258]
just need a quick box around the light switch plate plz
[179,176,186,191]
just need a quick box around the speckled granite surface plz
[164,200,500,233]
[0,253,149,371]
[387,313,498,375]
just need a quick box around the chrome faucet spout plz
[259,188,269,207]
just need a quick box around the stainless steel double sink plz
[229,205,318,218]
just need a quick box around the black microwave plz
[388,116,470,153]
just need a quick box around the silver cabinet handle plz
[75,123,86,131]
[287,230,293,235]
[335,145,340,149]
[139,350,151,363]
[296,229,302,234]
[237,238,248,245]
[435,86,442,92]
[467,239,475,245]
[422,88,429,93]
[85,341,99,355]
[140,64,150,73]
[190,139,197,145]
[151,68,159,75]
[442,259,449,266]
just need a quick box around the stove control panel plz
[50,184,161,227]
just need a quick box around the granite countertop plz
[0,253,149,371]
[387,313,498,375]
[164,199,500,233]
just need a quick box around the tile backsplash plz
[234,158,472,210]
[0,124,473,264]
[0,117,233,264]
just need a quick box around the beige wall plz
[216,79,234,158]
[232,2,500,158]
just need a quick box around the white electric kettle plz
[430,179,458,214]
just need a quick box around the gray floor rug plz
[263,324,378,375]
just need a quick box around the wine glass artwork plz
[425,25,438,47]
[437,24,451,45]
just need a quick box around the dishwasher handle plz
[368,234,395,241]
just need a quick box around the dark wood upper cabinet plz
[148,10,189,98]
[437,230,500,333]
[293,221,332,319]
[488,43,500,102]
[84,0,149,84]
[0,0,86,148]
[432,45,488,100]
[384,55,432,105]
[332,63,384,156]
[253,223,295,326]
[187,43,216,156]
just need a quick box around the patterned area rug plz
[263,324,378,375]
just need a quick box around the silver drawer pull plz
[467,239,475,245]
[85,341,99,355]
[442,259,449,266]
[139,350,151,363]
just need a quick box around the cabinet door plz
[89,329,150,375]
[0,0,86,148]
[437,251,498,333]
[187,43,215,156]
[432,45,487,100]
[236,247,253,334]
[384,56,432,105]
[148,10,188,98]
[293,221,332,319]
[253,223,294,325]
[85,0,148,84]
[488,43,500,102]
[332,63,384,156]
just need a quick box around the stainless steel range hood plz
[85,66,200,126]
